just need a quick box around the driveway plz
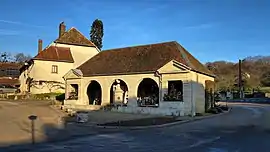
[2,102,270,152]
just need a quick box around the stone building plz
[63,41,215,116]
[19,22,100,94]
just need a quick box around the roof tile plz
[54,28,96,47]
[34,46,74,63]
[78,41,214,77]
[0,78,19,86]
[0,62,21,69]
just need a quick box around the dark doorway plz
[87,80,102,105]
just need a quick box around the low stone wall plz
[62,104,101,111]
[112,102,185,116]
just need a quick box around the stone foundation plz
[112,102,185,116]
[62,104,101,111]
[63,101,186,117]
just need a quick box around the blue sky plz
[0,0,269,63]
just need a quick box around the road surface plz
[1,102,270,152]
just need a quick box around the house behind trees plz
[0,62,21,87]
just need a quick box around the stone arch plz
[110,79,129,105]
[87,80,102,105]
[137,78,159,107]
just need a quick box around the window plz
[67,84,79,100]
[163,80,183,101]
[52,65,58,74]
[6,68,19,77]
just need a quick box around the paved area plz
[1,102,270,152]
[0,100,65,146]
[0,100,172,147]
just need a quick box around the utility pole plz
[238,59,243,99]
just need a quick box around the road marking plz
[208,147,228,152]
[188,136,221,148]
[242,107,262,118]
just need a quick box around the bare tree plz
[14,53,32,63]
[0,52,14,62]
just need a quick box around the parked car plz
[0,84,19,94]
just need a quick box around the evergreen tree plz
[90,19,104,50]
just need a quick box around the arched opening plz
[137,78,159,107]
[110,79,128,105]
[87,80,102,105]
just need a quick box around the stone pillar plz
[127,82,138,107]
[65,83,70,100]
[101,84,110,106]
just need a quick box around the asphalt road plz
[2,103,270,152]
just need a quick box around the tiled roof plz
[78,41,214,77]
[0,62,21,69]
[34,46,74,63]
[0,77,19,86]
[54,28,96,47]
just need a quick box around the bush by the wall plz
[7,95,15,100]
[30,93,64,100]
[55,93,65,101]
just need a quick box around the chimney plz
[38,39,42,53]
[59,22,66,38]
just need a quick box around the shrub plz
[55,93,65,101]
[7,95,15,100]
[206,108,219,114]
[196,113,203,116]
[219,106,229,111]
[30,93,64,100]
[216,107,223,113]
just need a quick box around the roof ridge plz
[102,41,177,52]
[54,27,96,47]
[69,28,96,47]
[174,42,193,67]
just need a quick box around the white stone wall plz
[190,71,215,114]
[52,43,99,68]
[112,102,185,116]
[78,73,160,106]
[19,42,99,94]
[65,72,191,116]
[28,60,73,94]
[161,72,192,116]
[63,61,214,116]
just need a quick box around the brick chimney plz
[59,22,66,38]
[38,39,42,53]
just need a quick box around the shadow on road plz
[0,114,102,152]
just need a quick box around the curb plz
[219,101,270,107]
[73,108,232,130]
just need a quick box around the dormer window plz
[52,65,58,74]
